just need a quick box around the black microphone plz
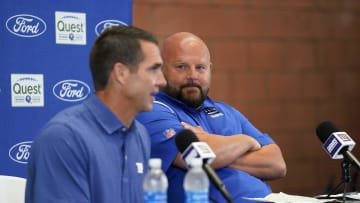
[175,129,234,203]
[316,121,360,170]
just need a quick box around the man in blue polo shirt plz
[137,32,287,203]
[25,26,166,203]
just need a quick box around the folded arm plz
[229,143,286,180]
[181,122,287,180]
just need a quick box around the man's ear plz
[112,62,130,85]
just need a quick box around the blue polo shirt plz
[137,92,274,203]
[26,94,150,203]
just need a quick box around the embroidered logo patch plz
[164,128,176,138]
[204,107,224,118]
[136,162,144,174]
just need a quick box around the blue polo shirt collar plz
[156,92,215,113]
[83,94,127,134]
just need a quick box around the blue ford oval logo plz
[6,14,47,37]
[95,19,127,36]
[9,141,33,164]
[53,79,91,102]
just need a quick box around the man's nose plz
[186,66,198,80]
[156,70,167,87]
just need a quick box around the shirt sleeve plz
[240,117,275,146]
[26,122,90,203]
[137,102,185,172]
[233,108,275,146]
[217,102,275,147]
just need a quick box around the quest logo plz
[95,19,127,36]
[6,14,46,38]
[53,79,90,102]
[9,141,33,164]
[55,11,86,45]
[11,74,44,107]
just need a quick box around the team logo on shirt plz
[163,128,176,138]
[204,107,224,118]
[136,162,144,174]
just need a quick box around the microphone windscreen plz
[175,129,199,153]
[316,121,339,143]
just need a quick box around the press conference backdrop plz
[0,0,132,178]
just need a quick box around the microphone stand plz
[326,161,352,203]
[203,164,233,203]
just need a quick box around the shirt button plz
[121,127,127,132]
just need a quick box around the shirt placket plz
[120,127,130,201]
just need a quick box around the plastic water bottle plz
[184,158,209,203]
[143,158,168,203]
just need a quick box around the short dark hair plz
[89,25,159,91]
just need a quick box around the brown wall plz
[133,0,360,196]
